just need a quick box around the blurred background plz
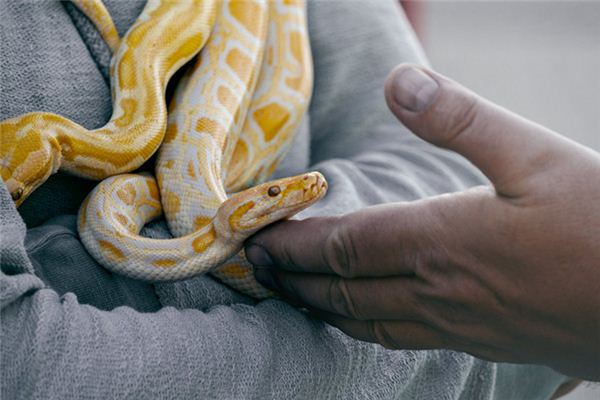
[401,1,599,398]
[403,0,599,151]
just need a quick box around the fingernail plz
[254,268,278,289]
[246,245,273,267]
[392,67,439,112]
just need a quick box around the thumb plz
[384,64,570,197]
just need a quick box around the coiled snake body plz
[2,0,216,205]
[1,0,325,297]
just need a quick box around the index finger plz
[245,201,441,277]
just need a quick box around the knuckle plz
[400,282,431,322]
[323,217,360,278]
[269,234,298,270]
[327,278,363,319]
[413,280,457,331]
[420,285,476,339]
[278,244,296,269]
[370,321,398,350]
[436,91,480,148]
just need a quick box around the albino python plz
[71,0,120,52]
[1,0,323,297]
[80,0,317,297]
[1,0,217,206]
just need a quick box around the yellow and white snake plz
[0,0,325,298]
[2,0,216,205]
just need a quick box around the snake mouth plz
[300,172,327,201]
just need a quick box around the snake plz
[76,0,320,298]
[0,0,321,297]
[71,0,121,52]
[0,0,217,206]
[78,171,326,284]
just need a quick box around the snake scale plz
[0,0,326,298]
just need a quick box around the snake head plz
[216,172,328,242]
[1,116,62,206]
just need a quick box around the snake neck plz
[213,204,241,244]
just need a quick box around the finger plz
[257,266,521,354]
[255,268,425,320]
[310,310,521,363]
[309,310,448,350]
[384,64,573,197]
[246,201,446,277]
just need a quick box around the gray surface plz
[1,0,570,398]
[424,0,600,151]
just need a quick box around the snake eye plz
[267,186,281,197]
[11,187,23,201]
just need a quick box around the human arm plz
[1,188,335,398]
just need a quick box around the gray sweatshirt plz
[1,0,568,398]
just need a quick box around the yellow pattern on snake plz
[76,0,323,298]
[0,0,217,206]
[216,0,315,297]
[79,172,326,289]
[224,0,313,192]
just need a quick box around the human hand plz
[245,64,600,380]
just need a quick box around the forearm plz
[2,274,326,398]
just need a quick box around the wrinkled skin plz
[245,64,600,381]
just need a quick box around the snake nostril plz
[267,186,281,197]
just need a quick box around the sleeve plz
[0,179,363,400]
[0,184,566,399]
[298,0,487,219]
[1,268,331,399]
